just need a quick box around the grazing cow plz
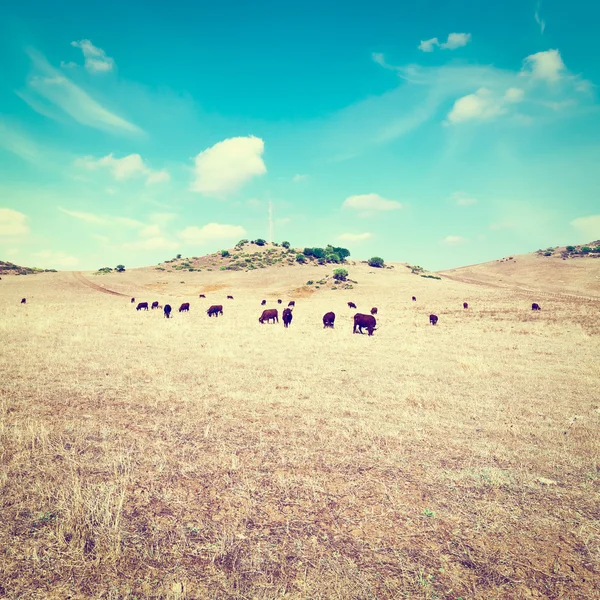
[207,305,223,317]
[259,308,278,324]
[199,294,206,298]
[288,300,295,307]
[21,298,26,304]
[532,303,541,311]
[463,302,469,309]
[429,314,438,325]
[412,296,416,302]
[151,301,159,310]
[323,311,335,328]
[136,302,148,311]
[348,302,357,309]
[278,299,282,304]
[179,302,190,312]
[370,307,378,315]
[261,299,266,305]
[353,313,376,336]
[164,304,172,318]
[227,295,234,300]
[282,308,293,328]
[131,297,135,303]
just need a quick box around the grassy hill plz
[0,260,56,276]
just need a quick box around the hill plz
[439,242,600,299]
[0,260,56,276]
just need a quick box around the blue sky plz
[1,0,599,271]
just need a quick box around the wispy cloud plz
[452,191,478,206]
[292,174,309,182]
[337,232,372,242]
[32,250,79,268]
[342,193,402,211]
[0,208,30,237]
[442,235,468,245]
[446,87,524,124]
[189,136,266,196]
[570,215,600,240]
[418,33,471,52]
[418,38,439,53]
[0,120,40,163]
[535,1,546,34]
[179,223,247,244]
[123,237,178,252]
[58,207,144,228]
[71,40,115,73]
[75,153,169,184]
[20,49,142,134]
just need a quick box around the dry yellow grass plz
[0,259,599,599]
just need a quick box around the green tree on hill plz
[115,264,126,272]
[368,257,385,268]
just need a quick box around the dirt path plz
[72,272,130,297]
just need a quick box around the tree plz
[296,254,306,263]
[98,267,112,273]
[333,268,348,281]
[115,264,126,272]
[594,246,600,253]
[221,250,230,257]
[281,241,290,249]
[176,254,182,259]
[368,256,385,268]
[326,252,341,264]
[255,238,266,246]
[327,245,350,261]
[236,239,248,247]
[581,246,592,254]
[566,246,576,252]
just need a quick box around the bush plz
[326,253,341,263]
[580,246,592,254]
[282,241,290,249]
[368,257,385,268]
[333,268,348,282]
[306,280,314,285]
[98,267,112,273]
[566,246,576,252]
[544,251,552,256]
[594,246,600,253]
[176,254,182,259]
[221,250,230,257]
[255,238,266,246]
[296,254,306,263]
[115,264,126,272]
[421,274,441,280]
[236,239,248,247]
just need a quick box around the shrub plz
[255,238,266,246]
[115,264,126,272]
[580,246,592,254]
[594,246,600,253]
[368,257,385,268]
[176,254,182,259]
[333,268,348,282]
[306,280,314,285]
[566,246,576,252]
[326,253,341,264]
[421,274,441,280]
[282,241,290,249]
[544,251,552,256]
[296,254,306,263]
[98,267,112,273]
[221,250,230,257]
[236,239,248,247]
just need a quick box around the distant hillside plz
[440,242,600,298]
[0,261,56,275]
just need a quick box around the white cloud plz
[504,87,525,102]
[337,232,373,242]
[418,38,439,52]
[32,250,79,268]
[123,237,178,252]
[342,193,402,211]
[189,136,266,196]
[71,40,115,73]
[452,191,478,206]
[489,222,516,231]
[535,2,546,34]
[442,235,468,245]
[292,174,309,182]
[75,153,168,184]
[92,233,110,243]
[419,33,471,52]
[0,120,40,163]
[60,61,77,69]
[149,212,177,225]
[446,86,523,124]
[21,49,141,134]
[140,224,162,238]
[440,33,472,50]
[0,208,30,236]
[178,223,247,245]
[58,207,143,228]
[521,49,565,82]
[570,215,600,240]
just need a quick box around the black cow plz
[532,303,541,311]
[164,304,172,318]
[199,294,206,298]
[348,302,357,309]
[259,309,278,324]
[282,308,293,328]
[412,296,416,301]
[261,299,266,306]
[131,297,135,303]
[227,295,234,300]
[278,299,282,304]
[179,302,190,312]
[429,314,438,325]
[136,302,148,311]
[370,307,378,315]
[463,302,469,309]
[323,312,335,328]
[151,301,159,310]
[353,313,376,336]
[288,300,295,307]
[207,305,223,317]
[21,298,26,304]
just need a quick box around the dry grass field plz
[0,255,599,599]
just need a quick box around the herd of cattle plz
[115,295,544,336]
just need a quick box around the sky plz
[1,0,599,271]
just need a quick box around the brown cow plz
[323,311,335,328]
[227,295,234,300]
[429,314,438,325]
[179,302,190,312]
[348,302,357,309]
[412,296,416,301]
[199,294,206,298]
[288,300,295,307]
[261,299,266,305]
[131,297,135,303]
[463,302,469,309]
[370,307,378,315]
[164,304,172,318]
[207,305,223,317]
[151,301,159,310]
[282,308,293,328]
[532,303,541,311]
[21,298,26,304]
[136,302,148,311]
[278,299,282,304]
[353,313,376,336]
[259,308,278,324]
